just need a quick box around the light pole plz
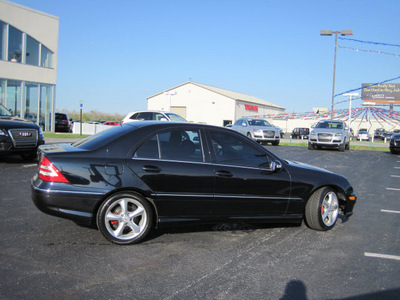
[343,92,358,127]
[320,30,353,119]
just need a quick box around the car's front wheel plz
[305,187,339,231]
[97,192,153,245]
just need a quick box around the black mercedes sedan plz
[0,104,44,160]
[389,133,400,154]
[31,121,357,245]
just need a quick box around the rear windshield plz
[72,123,139,150]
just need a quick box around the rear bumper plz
[31,178,104,226]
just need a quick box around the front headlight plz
[310,131,316,137]
[334,133,343,137]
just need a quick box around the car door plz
[207,129,291,217]
[127,127,214,220]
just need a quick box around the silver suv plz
[231,117,280,145]
[308,120,350,151]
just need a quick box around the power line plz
[334,75,400,98]
[338,37,400,48]
[338,45,400,57]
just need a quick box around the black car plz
[0,104,45,160]
[389,133,400,154]
[291,127,309,139]
[31,122,357,245]
[55,112,72,132]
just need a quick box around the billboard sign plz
[361,83,400,104]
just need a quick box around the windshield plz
[165,113,186,122]
[0,104,13,117]
[248,119,271,127]
[315,121,343,129]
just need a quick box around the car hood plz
[285,159,333,174]
[0,117,39,129]
[311,128,344,134]
[251,126,279,131]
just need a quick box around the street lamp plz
[343,92,358,126]
[320,30,353,119]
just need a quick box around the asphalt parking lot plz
[1,145,399,299]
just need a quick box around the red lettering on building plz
[245,104,258,111]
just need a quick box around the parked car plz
[121,110,186,124]
[308,120,350,151]
[272,125,285,138]
[356,129,370,141]
[0,104,45,160]
[374,128,386,140]
[31,121,357,245]
[291,128,309,139]
[231,118,280,145]
[55,112,72,133]
[389,133,400,154]
[104,121,120,126]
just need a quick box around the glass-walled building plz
[0,0,59,131]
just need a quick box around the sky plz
[10,0,400,115]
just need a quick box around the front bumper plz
[309,134,345,148]
[342,191,357,218]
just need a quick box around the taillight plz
[38,156,69,183]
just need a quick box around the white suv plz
[308,120,350,151]
[121,110,186,124]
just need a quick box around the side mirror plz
[311,125,315,129]
[159,117,168,121]
[241,123,247,127]
[269,160,282,171]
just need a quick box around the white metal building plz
[147,82,285,126]
[0,0,59,131]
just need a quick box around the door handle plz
[142,165,161,173]
[216,170,233,177]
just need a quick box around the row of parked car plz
[55,112,122,133]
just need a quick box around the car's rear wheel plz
[272,141,279,146]
[20,150,38,161]
[97,192,153,245]
[305,187,339,231]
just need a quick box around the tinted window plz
[133,135,159,159]
[248,119,271,126]
[210,130,269,168]
[159,129,203,161]
[138,112,153,120]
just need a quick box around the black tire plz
[97,192,153,245]
[339,142,345,152]
[308,143,314,150]
[247,132,252,139]
[345,142,350,150]
[20,150,38,161]
[305,187,339,231]
[272,141,279,146]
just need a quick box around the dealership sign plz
[245,104,258,111]
[361,83,400,104]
